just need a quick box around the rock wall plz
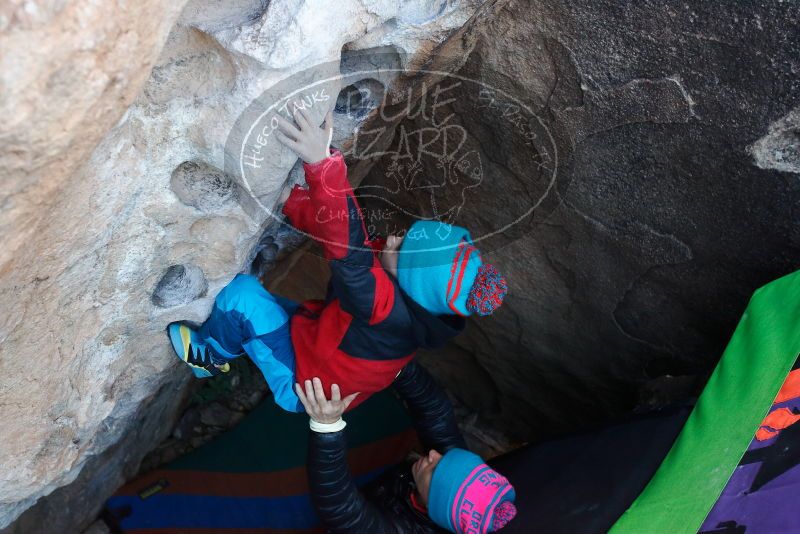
[0,1,489,531]
[272,0,799,450]
[350,0,800,441]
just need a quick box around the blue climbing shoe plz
[167,322,230,378]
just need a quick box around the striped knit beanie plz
[428,448,517,534]
[396,221,507,316]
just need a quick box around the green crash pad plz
[612,270,800,533]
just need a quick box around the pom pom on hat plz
[466,264,507,316]
[490,501,517,532]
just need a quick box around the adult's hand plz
[275,108,334,164]
[295,377,359,424]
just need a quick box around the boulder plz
[0,0,488,530]
[351,0,800,440]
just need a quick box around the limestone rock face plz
[352,0,800,441]
[0,0,486,531]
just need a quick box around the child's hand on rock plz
[295,377,359,424]
[276,108,334,164]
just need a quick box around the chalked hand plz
[276,108,334,165]
[295,378,359,424]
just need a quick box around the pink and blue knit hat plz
[397,221,507,316]
[428,448,517,534]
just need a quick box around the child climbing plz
[167,106,508,412]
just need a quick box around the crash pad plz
[104,390,418,533]
[612,270,800,533]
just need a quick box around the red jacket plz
[282,150,464,410]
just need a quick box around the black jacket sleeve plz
[307,430,397,533]
[306,361,464,533]
[392,360,467,453]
